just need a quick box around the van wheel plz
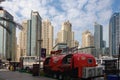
[58,74,64,80]
[25,67,30,72]
[53,73,57,79]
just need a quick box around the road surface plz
[0,69,56,80]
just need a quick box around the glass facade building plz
[94,22,103,57]
[0,9,16,61]
[27,11,42,56]
[109,12,120,56]
[94,22,103,49]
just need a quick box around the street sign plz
[41,48,46,58]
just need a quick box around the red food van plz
[44,51,103,80]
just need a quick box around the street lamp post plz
[118,45,120,79]
[38,39,42,76]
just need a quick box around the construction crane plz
[0,0,23,33]
[0,17,23,30]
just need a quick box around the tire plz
[58,73,64,80]
[53,73,57,79]
[25,67,30,72]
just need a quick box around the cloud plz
[1,0,114,46]
[59,0,113,46]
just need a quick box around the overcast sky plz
[1,0,120,46]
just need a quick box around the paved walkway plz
[0,69,56,80]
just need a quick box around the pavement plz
[0,69,56,80]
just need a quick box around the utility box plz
[32,64,39,76]
[95,66,103,76]
[107,75,120,80]
[82,67,96,78]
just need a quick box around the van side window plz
[45,58,50,65]
[62,57,71,64]
[88,59,93,64]
[67,58,71,64]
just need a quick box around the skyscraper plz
[94,22,103,57]
[0,9,16,61]
[109,12,120,56]
[16,44,21,62]
[82,30,94,48]
[94,22,103,49]
[42,19,53,55]
[19,20,28,56]
[27,11,42,56]
[56,20,77,48]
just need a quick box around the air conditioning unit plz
[82,67,96,78]
[95,66,103,76]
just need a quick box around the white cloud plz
[59,0,113,46]
[1,0,113,46]
[77,0,88,9]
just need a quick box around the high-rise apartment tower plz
[42,19,53,55]
[56,20,79,48]
[82,30,94,48]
